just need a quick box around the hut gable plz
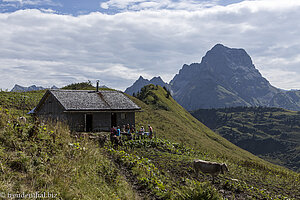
[34,90,66,120]
[35,90,65,114]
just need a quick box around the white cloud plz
[100,2,109,9]
[40,8,56,13]
[100,0,218,11]
[100,0,148,10]
[259,68,299,90]
[1,0,300,90]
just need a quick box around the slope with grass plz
[132,85,266,161]
[0,88,140,199]
[61,81,111,90]
[0,90,44,113]
[190,107,300,172]
[0,84,299,199]
[127,84,299,199]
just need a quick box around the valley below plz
[191,107,300,172]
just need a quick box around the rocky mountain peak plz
[169,44,279,110]
[150,76,165,84]
[150,76,162,81]
[125,76,169,95]
[138,75,146,80]
[210,43,227,51]
[201,44,254,71]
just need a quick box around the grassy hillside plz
[128,85,299,198]
[0,90,44,113]
[61,81,96,90]
[132,85,269,161]
[62,81,113,91]
[0,110,139,199]
[0,85,299,199]
[190,107,300,172]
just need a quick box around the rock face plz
[170,44,280,110]
[125,76,170,96]
[269,90,300,111]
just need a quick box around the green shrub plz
[178,180,221,200]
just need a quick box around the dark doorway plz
[111,113,117,127]
[86,114,93,132]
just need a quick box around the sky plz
[0,0,300,91]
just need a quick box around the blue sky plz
[1,0,300,90]
[0,0,108,15]
[0,0,245,15]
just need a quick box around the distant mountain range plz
[125,44,300,111]
[11,84,58,92]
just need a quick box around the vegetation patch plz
[0,107,138,199]
[107,138,299,199]
[191,107,300,172]
[0,84,299,199]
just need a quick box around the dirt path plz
[117,163,154,200]
[103,148,156,200]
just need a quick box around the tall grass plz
[0,107,138,199]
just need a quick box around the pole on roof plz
[96,80,99,92]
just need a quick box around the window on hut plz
[121,113,126,119]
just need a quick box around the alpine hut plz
[32,89,141,132]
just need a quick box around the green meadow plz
[0,84,299,199]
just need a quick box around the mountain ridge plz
[125,44,300,111]
[124,75,170,96]
[10,84,58,92]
